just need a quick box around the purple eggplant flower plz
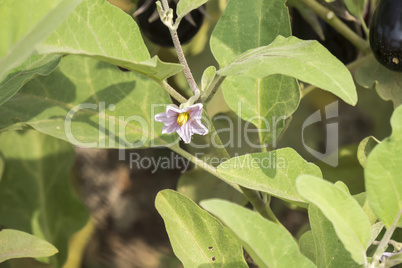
[155,103,208,143]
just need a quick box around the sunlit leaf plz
[0,0,82,81]
[201,199,316,268]
[0,229,58,263]
[297,175,371,264]
[217,148,322,206]
[155,190,247,268]
[365,105,402,227]
[0,56,177,148]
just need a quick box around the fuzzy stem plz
[202,75,226,103]
[370,210,402,267]
[160,80,187,103]
[160,0,200,98]
[299,0,370,54]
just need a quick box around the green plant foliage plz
[201,199,316,268]
[299,231,316,263]
[0,0,82,82]
[201,66,216,93]
[308,205,361,267]
[155,190,248,268]
[36,0,183,80]
[0,229,58,263]
[218,36,357,105]
[176,0,209,21]
[177,169,246,204]
[365,105,402,228]
[210,0,299,145]
[357,136,380,168]
[344,0,366,17]
[222,75,300,145]
[355,59,402,107]
[297,175,371,264]
[0,130,88,267]
[0,56,177,148]
[0,54,61,106]
[217,148,322,206]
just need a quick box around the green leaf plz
[299,231,316,264]
[365,105,402,228]
[210,0,291,67]
[0,54,61,106]
[36,0,183,80]
[344,0,366,17]
[176,0,208,21]
[357,136,380,168]
[210,0,300,144]
[218,36,358,105]
[0,0,82,82]
[201,66,216,93]
[177,169,246,204]
[222,75,300,145]
[0,55,177,148]
[0,229,58,263]
[355,58,402,107]
[155,190,247,268]
[0,154,3,182]
[297,175,371,264]
[354,192,378,225]
[308,205,362,268]
[201,199,316,268]
[368,222,384,247]
[217,148,322,206]
[0,130,89,266]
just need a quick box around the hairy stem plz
[160,0,200,98]
[202,75,226,103]
[160,80,187,103]
[299,0,370,54]
[370,210,402,267]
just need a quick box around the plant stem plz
[160,80,187,103]
[201,74,226,103]
[299,0,370,54]
[370,210,402,267]
[160,0,200,98]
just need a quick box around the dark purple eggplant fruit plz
[134,0,205,47]
[369,0,402,72]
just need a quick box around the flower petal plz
[162,123,179,134]
[190,119,208,135]
[177,123,192,143]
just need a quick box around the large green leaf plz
[0,130,88,267]
[297,175,371,265]
[201,199,316,268]
[210,0,299,145]
[365,105,402,228]
[0,0,82,82]
[35,0,183,80]
[218,36,357,105]
[0,55,177,148]
[355,59,402,107]
[0,54,61,106]
[210,0,291,67]
[155,190,247,268]
[308,205,361,267]
[216,148,322,206]
[0,229,58,263]
[222,75,300,145]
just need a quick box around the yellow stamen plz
[177,112,189,127]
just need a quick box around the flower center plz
[177,112,189,127]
